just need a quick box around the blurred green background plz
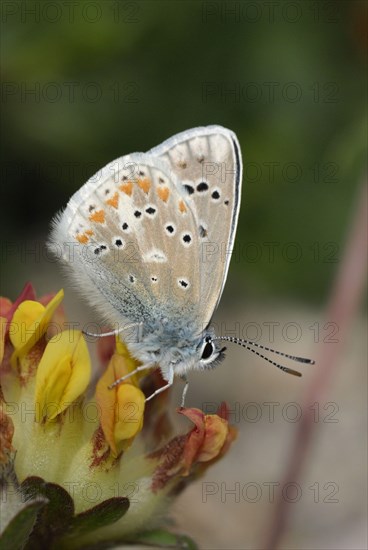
[1,0,366,305]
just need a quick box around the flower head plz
[0,285,237,549]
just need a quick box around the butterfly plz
[50,126,313,404]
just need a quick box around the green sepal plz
[20,476,74,548]
[67,497,130,537]
[0,499,47,550]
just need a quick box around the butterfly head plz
[165,329,227,377]
[128,325,227,379]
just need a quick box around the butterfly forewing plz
[150,126,242,327]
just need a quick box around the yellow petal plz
[95,353,145,456]
[95,355,120,453]
[114,384,145,442]
[10,290,64,367]
[35,330,91,422]
[115,337,130,358]
[36,355,72,421]
[10,301,45,350]
[115,338,139,372]
[115,337,150,381]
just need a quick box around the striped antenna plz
[213,336,315,377]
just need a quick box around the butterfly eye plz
[201,340,215,361]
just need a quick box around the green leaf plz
[0,499,46,550]
[20,476,74,548]
[130,529,198,549]
[67,497,130,538]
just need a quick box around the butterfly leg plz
[180,375,189,408]
[83,322,140,339]
[145,366,174,402]
[108,363,156,389]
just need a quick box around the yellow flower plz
[95,343,145,456]
[1,286,236,549]
[34,330,91,422]
[9,289,64,370]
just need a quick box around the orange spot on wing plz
[89,210,105,224]
[76,233,89,244]
[157,186,170,202]
[106,192,119,209]
[178,199,187,213]
[119,181,133,196]
[137,178,151,194]
[85,229,93,236]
